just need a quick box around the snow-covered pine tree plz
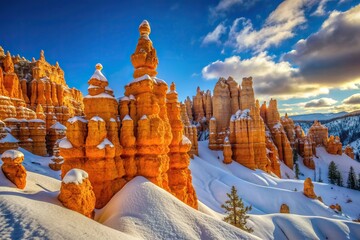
[295,163,300,179]
[221,186,253,233]
[347,166,357,189]
[336,170,343,187]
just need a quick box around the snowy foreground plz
[0,145,360,239]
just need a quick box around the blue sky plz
[1,0,360,115]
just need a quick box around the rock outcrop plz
[49,140,63,171]
[180,103,198,157]
[46,121,66,155]
[60,64,125,209]
[60,20,197,209]
[1,149,26,189]
[58,169,96,218]
[223,136,232,164]
[308,120,328,146]
[344,145,354,159]
[326,135,342,155]
[303,177,317,199]
[262,99,293,168]
[0,47,83,156]
[166,82,197,208]
[0,120,19,153]
[280,203,290,214]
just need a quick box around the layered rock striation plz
[60,20,197,209]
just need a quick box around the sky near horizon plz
[1,0,360,116]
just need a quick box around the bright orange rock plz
[49,140,63,171]
[131,20,158,78]
[344,145,354,159]
[58,169,96,218]
[308,120,328,146]
[326,135,342,155]
[1,149,26,189]
[303,138,315,169]
[46,121,66,155]
[166,82,198,208]
[303,177,317,199]
[223,137,232,164]
[61,65,125,209]
[180,103,198,157]
[280,203,290,213]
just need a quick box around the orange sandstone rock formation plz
[223,136,232,164]
[61,65,125,208]
[263,99,293,169]
[180,103,198,157]
[46,121,66,155]
[58,169,96,218]
[49,140,63,171]
[303,177,317,199]
[0,121,19,153]
[166,82,197,208]
[1,149,26,189]
[61,20,198,209]
[280,203,290,213]
[344,145,354,159]
[326,135,342,155]
[308,120,328,146]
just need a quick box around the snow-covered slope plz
[1,145,360,239]
[96,177,256,240]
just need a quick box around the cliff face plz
[0,46,84,156]
[60,20,197,209]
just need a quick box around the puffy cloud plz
[304,97,337,108]
[202,23,227,45]
[283,4,360,88]
[343,93,360,105]
[201,52,329,99]
[226,0,307,53]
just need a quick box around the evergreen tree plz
[293,149,298,164]
[318,168,323,183]
[221,186,253,233]
[295,163,300,179]
[347,166,357,189]
[357,173,360,190]
[336,170,343,187]
[328,161,337,184]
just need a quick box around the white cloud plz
[225,0,308,53]
[283,4,360,88]
[303,97,337,108]
[202,23,227,45]
[201,52,330,99]
[343,93,360,105]
[311,0,329,16]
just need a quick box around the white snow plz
[62,168,88,185]
[50,122,66,130]
[130,74,152,84]
[67,116,87,124]
[0,133,19,143]
[181,135,191,145]
[90,66,107,82]
[58,137,73,149]
[119,96,129,101]
[0,138,359,239]
[139,20,149,27]
[1,149,24,159]
[90,116,104,122]
[122,115,132,121]
[84,92,114,99]
[110,118,116,122]
[129,95,135,100]
[97,138,114,149]
[140,115,148,120]
[28,119,45,123]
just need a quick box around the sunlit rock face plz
[60,20,197,209]
[303,177,317,199]
[262,99,293,169]
[0,47,83,156]
[344,145,354,159]
[58,169,96,218]
[1,149,26,189]
[61,64,125,209]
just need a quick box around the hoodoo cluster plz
[59,20,197,210]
